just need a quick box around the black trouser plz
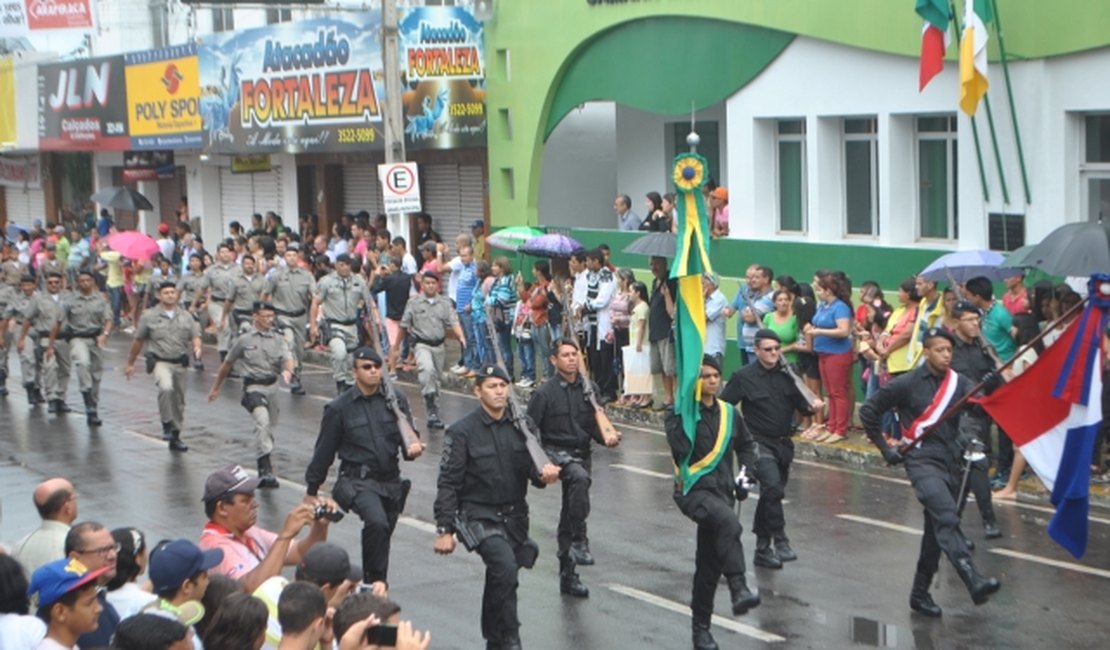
[555,454,592,556]
[752,438,793,540]
[586,335,616,399]
[477,533,521,644]
[336,477,401,584]
[674,488,747,624]
[960,413,997,526]
[906,454,972,580]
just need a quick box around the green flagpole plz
[988,0,1032,204]
[982,96,1011,205]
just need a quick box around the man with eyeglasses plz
[64,521,122,647]
[208,301,294,489]
[305,347,423,591]
[948,302,1003,542]
[17,271,70,415]
[720,329,822,570]
[666,355,761,650]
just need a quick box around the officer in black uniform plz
[860,327,1001,618]
[434,365,560,650]
[525,337,619,598]
[304,347,424,589]
[948,301,1003,541]
[720,329,821,569]
[666,355,761,650]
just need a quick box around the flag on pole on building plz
[959,0,993,115]
[973,275,1110,559]
[916,0,951,91]
[670,150,719,494]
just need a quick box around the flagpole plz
[988,0,1032,205]
[897,297,1089,455]
[981,97,1011,205]
[948,0,991,202]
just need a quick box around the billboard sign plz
[0,155,42,189]
[122,150,175,182]
[0,0,97,37]
[37,54,129,150]
[124,44,203,150]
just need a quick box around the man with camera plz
[305,347,424,591]
[199,464,338,593]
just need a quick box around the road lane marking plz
[606,583,786,643]
[835,514,922,536]
[988,548,1110,580]
[997,501,1110,526]
[793,459,911,486]
[612,464,672,480]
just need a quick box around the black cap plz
[156,280,176,291]
[754,328,781,344]
[701,354,721,373]
[951,301,981,317]
[252,300,275,313]
[922,327,956,346]
[476,364,511,385]
[352,347,382,365]
[421,270,440,281]
[297,542,362,585]
[335,253,353,265]
[19,274,35,283]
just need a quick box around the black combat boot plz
[569,540,594,566]
[753,537,783,569]
[0,370,8,396]
[257,454,279,489]
[692,620,719,650]
[425,394,445,429]
[50,399,71,414]
[955,558,1000,605]
[290,375,306,395]
[726,574,761,615]
[983,518,1002,540]
[161,421,175,441]
[82,391,101,426]
[168,430,189,452]
[24,383,38,406]
[500,634,522,650]
[34,387,45,403]
[558,555,589,598]
[773,533,797,562]
[909,571,942,617]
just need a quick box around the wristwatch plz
[436,526,452,536]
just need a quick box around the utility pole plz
[381,0,408,240]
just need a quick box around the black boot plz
[257,454,279,489]
[558,555,589,598]
[161,421,175,441]
[570,540,594,566]
[955,558,1001,605]
[692,620,719,650]
[501,634,522,650]
[24,383,38,406]
[773,532,797,562]
[983,518,1002,540]
[726,574,761,615]
[50,399,72,414]
[82,391,101,426]
[290,375,306,396]
[753,537,783,569]
[425,394,445,429]
[909,572,942,617]
[964,535,976,551]
[168,430,189,452]
[34,387,45,403]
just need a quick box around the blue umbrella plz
[919,249,1022,283]
[518,233,583,259]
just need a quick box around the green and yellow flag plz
[670,152,724,494]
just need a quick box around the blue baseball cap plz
[149,539,224,593]
[28,558,110,609]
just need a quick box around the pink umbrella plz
[105,231,160,261]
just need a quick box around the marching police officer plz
[949,301,1003,541]
[208,301,294,488]
[0,271,17,396]
[389,271,465,429]
[860,327,1001,618]
[304,347,423,589]
[719,329,821,569]
[265,243,315,395]
[199,242,241,364]
[525,337,619,598]
[125,281,202,452]
[177,253,208,370]
[46,270,112,426]
[18,272,69,414]
[222,254,266,348]
[309,253,367,394]
[6,276,42,404]
[434,364,560,650]
[666,355,761,650]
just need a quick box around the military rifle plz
[562,288,621,443]
[365,298,422,453]
[483,305,553,472]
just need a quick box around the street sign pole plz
[381,0,410,241]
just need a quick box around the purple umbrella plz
[518,233,584,259]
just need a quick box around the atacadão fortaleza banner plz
[198,13,386,154]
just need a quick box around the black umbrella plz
[90,186,154,211]
[622,232,676,258]
[1000,222,1110,277]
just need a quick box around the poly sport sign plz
[125,44,203,150]
[378,162,422,214]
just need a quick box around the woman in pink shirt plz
[1002,273,1029,316]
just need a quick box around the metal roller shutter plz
[459,164,485,231]
[3,186,47,226]
[218,166,283,239]
[421,164,467,249]
[343,164,383,216]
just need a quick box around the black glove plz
[881,446,904,466]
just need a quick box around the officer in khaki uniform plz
[265,244,315,395]
[208,301,294,488]
[125,280,202,452]
[309,254,367,394]
[5,276,41,404]
[199,243,241,363]
[222,255,267,347]
[390,271,465,429]
[18,272,69,414]
[0,277,17,396]
[0,245,26,288]
[46,270,112,426]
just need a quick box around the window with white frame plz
[213,7,234,32]
[1082,113,1110,222]
[266,7,292,24]
[916,115,958,240]
[776,119,807,233]
[844,117,879,236]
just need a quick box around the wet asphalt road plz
[0,335,1108,649]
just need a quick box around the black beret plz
[335,253,353,265]
[754,328,781,344]
[701,354,721,373]
[951,301,982,317]
[476,364,511,385]
[922,327,956,346]
[352,347,382,365]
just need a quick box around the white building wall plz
[538,102,617,229]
